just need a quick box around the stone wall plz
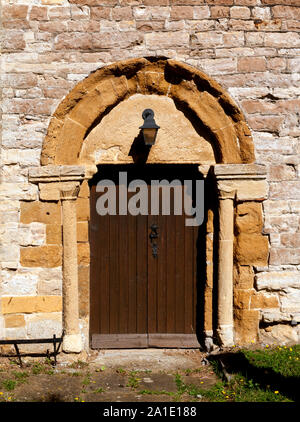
[1,0,300,348]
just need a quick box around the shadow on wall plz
[195,176,219,350]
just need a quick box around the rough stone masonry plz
[0,0,300,351]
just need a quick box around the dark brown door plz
[89,165,201,348]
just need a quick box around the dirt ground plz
[0,348,219,403]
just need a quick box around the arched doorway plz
[33,57,267,353]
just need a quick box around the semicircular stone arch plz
[41,57,255,166]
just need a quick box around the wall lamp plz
[139,109,160,146]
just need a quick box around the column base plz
[63,333,82,353]
[216,325,234,347]
[204,330,215,352]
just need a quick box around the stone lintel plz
[213,165,268,201]
[29,165,86,183]
[213,164,267,180]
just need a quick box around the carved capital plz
[60,182,81,201]
[217,182,236,200]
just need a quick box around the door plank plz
[136,214,148,333]
[148,215,158,334]
[128,209,137,333]
[119,212,129,333]
[157,212,167,333]
[109,216,120,334]
[175,197,185,334]
[148,334,200,348]
[166,212,176,333]
[92,334,148,349]
[184,224,195,334]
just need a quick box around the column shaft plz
[217,196,234,346]
[61,192,81,353]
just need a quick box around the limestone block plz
[290,201,300,214]
[4,327,27,341]
[39,183,60,201]
[279,288,300,313]
[20,201,61,225]
[255,271,300,291]
[234,233,269,266]
[234,309,260,344]
[281,233,300,248]
[0,201,19,224]
[262,311,300,324]
[263,200,290,216]
[55,118,87,165]
[78,180,90,199]
[219,180,268,201]
[4,315,25,328]
[68,89,106,129]
[214,164,267,177]
[1,269,38,296]
[269,248,300,266]
[79,94,215,166]
[264,215,299,234]
[2,165,28,184]
[76,197,90,221]
[0,244,20,265]
[234,289,252,310]
[250,292,279,309]
[20,245,62,268]
[1,296,62,315]
[28,223,46,246]
[26,313,62,339]
[0,223,19,244]
[29,165,85,182]
[204,289,213,331]
[259,325,298,345]
[77,243,90,266]
[2,223,47,247]
[37,267,62,295]
[77,222,89,242]
[0,316,5,340]
[233,265,255,289]
[41,0,64,4]
[0,183,38,201]
[1,149,40,167]
[235,202,263,234]
[1,223,37,247]
[269,181,300,200]
[46,224,62,245]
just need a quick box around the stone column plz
[213,164,268,347]
[216,188,235,347]
[29,166,86,353]
[60,182,82,353]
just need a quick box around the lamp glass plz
[142,127,158,145]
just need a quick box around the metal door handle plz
[150,224,158,239]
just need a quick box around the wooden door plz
[90,165,201,348]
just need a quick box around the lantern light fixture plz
[139,108,160,146]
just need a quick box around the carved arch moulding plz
[40,56,255,169]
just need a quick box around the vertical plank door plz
[90,165,201,348]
